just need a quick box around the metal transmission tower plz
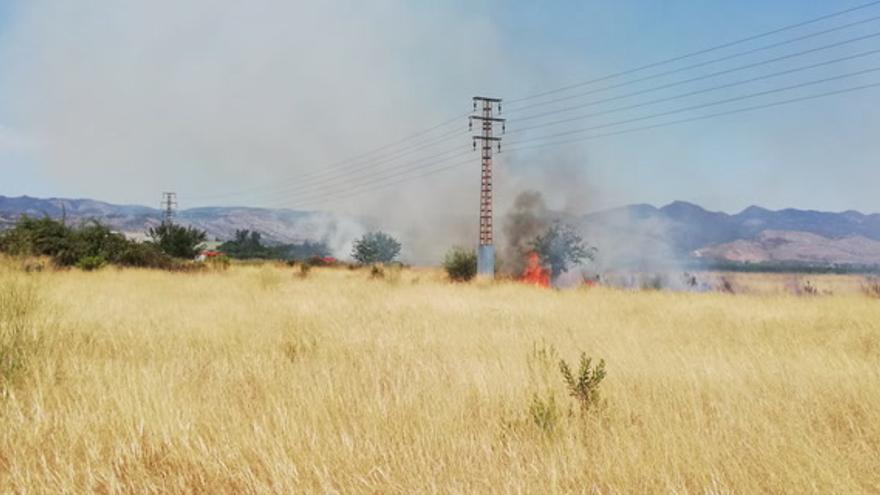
[469,96,505,278]
[160,192,177,224]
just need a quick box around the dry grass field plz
[1,259,879,493]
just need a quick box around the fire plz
[521,251,550,287]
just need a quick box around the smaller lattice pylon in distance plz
[160,192,178,224]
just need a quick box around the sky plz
[1,0,880,216]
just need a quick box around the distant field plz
[1,260,879,493]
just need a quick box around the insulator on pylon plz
[473,101,477,111]
[498,102,502,113]
[497,142,501,152]
[502,123,506,133]
[473,140,476,150]
[468,120,472,131]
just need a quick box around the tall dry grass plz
[0,259,878,493]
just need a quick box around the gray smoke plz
[500,190,555,276]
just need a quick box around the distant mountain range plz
[579,201,880,268]
[0,195,363,253]
[3,195,880,267]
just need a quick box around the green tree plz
[147,222,206,259]
[219,229,332,261]
[0,215,73,259]
[351,231,401,264]
[0,216,172,269]
[220,229,273,259]
[276,240,332,261]
[531,222,596,279]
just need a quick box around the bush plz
[76,255,106,271]
[443,247,477,282]
[559,353,606,416]
[116,242,174,269]
[0,216,179,270]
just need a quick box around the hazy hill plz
[694,230,880,265]
[4,195,880,266]
[579,201,880,268]
[0,196,363,253]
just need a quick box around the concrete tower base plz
[477,245,495,279]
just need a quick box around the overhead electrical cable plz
[185,111,469,201]
[506,0,880,105]
[504,81,880,153]
[504,66,880,146]
[238,145,472,204]
[237,129,469,199]
[260,79,880,210]
[260,151,473,209]
[513,44,880,124]
[186,2,880,210]
[507,21,880,114]
[507,50,880,134]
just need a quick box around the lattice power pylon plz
[470,96,505,278]
[160,191,178,225]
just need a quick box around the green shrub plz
[0,216,176,269]
[443,247,477,282]
[76,255,106,271]
[116,242,173,269]
[559,353,606,415]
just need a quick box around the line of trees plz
[0,214,411,271]
[218,229,332,261]
[1,213,599,280]
[0,216,206,270]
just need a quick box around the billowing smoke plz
[500,190,555,276]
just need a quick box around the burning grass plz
[0,259,878,492]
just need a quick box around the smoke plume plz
[501,190,557,276]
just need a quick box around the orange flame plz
[521,251,550,288]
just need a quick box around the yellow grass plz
[1,261,879,493]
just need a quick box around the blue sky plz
[1,1,879,215]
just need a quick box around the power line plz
[505,66,880,146]
[261,151,474,209]
[278,157,476,210]
[241,145,472,205]
[513,43,880,125]
[186,111,469,201]
[506,0,880,105]
[507,50,880,134]
[184,3,880,212]
[251,80,880,212]
[219,129,469,204]
[507,20,880,115]
[504,81,880,153]
[262,70,880,209]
